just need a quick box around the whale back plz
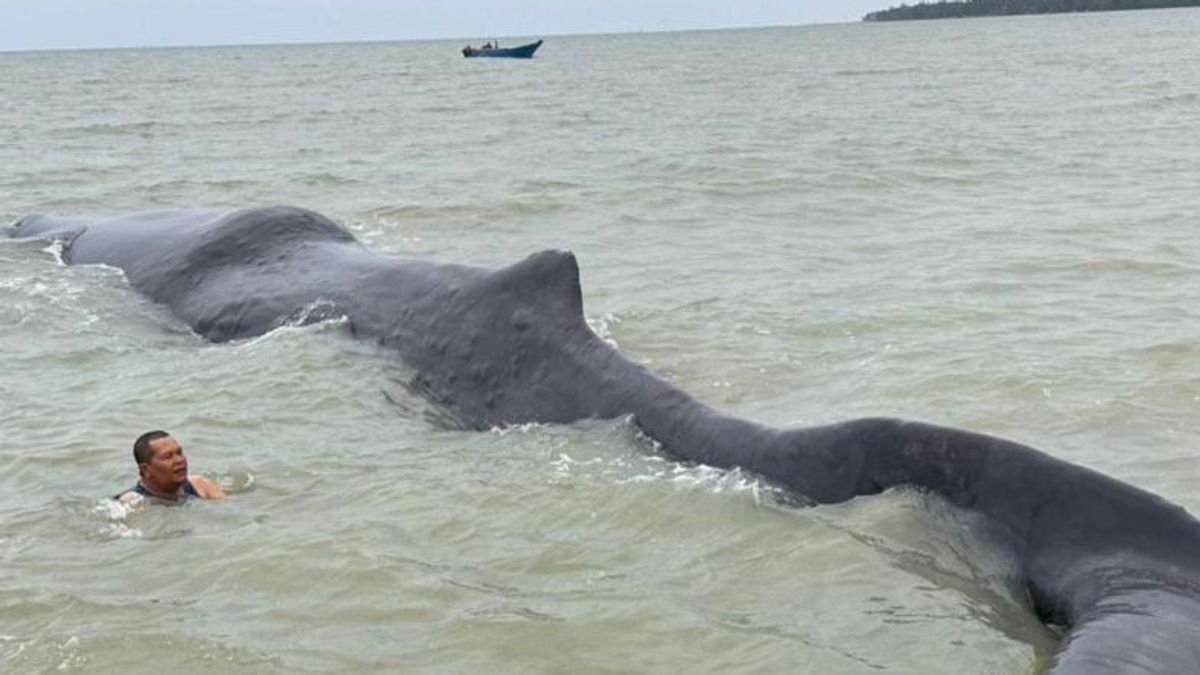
[365,248,611,429]
[14,206,357,307]
[11,205,1200,673]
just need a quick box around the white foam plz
[0,635,23,660]
[552,448,785,506]
[236,301,349,347]
[487,421,557,436]
[352,214,428,252]
[42,239,67,265]
[92,497,144,539]
[586,313,621,348]
[56,635,83,671]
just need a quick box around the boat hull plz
[463,40,542,59]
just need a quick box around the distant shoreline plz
[863,0,1200,22]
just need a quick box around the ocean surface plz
[3,10,1200,673]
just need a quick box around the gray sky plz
[0,1,889,52]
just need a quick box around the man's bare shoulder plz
[115,490,144,505]
[188,474,226,499]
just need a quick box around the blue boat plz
[462,40,542,59]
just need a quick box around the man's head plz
[133,430,188,492]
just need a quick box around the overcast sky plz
[0,0,890,52]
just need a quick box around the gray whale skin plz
[11,206,1200,674]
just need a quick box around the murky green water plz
[3,11,1200,673]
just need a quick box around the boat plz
[462,40,542,59]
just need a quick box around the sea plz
[2,9,1199,674]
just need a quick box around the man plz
[116,430,225,503]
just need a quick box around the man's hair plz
[133,430,170,465]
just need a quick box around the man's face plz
[140,436,189,490]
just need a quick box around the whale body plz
[10,205,1200,673]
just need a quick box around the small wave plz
[348,212,456,254]
[585,313,621,348]
[420,104,465,114]
[0,263,126,329]
[138,177,258,192]
[516,178,587,192]
[1155,92,1200,106]
[0,235,69,266]
[1053,257,1187,276]
[204,471,254,495]
[91,497,143,539]
[832,67,919,77]
[73,120,174,136]
[364,203,479,223]
[1138,340,1200,366]
[0,634,24,661]
[240,314,350,345]
[43,239,67,265]
[285,299,347,327]
[489,422,552,436]
[55,636,84,671]
[551,449,795,507]
[298,172,361,186]
[523,416,806,506]
[236,303,349,347]
[659,462,794,505]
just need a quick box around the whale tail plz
[1050,589,1200,674]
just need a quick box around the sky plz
[0,0,889,52]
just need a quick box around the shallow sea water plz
[2,10,1200,673]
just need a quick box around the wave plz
[72,120,179,136]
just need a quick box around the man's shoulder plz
[114,489,144,505]
[187,474,225,499]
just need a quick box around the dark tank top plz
[116,479,200,502]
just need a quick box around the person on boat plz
[115,430,224,504]
[483,41,493,49]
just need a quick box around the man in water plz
[115,430,225,503]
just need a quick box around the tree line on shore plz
[864,0,1200,21]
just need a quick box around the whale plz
[9,205,1200,673]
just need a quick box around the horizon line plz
[0,18,864,56]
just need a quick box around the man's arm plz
[188,474,226,498]
[115,490,143,505]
